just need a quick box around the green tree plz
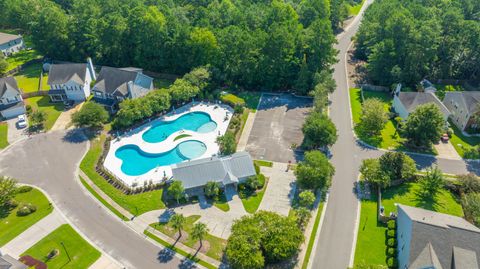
[216,132,236,155]
[359,98,388,135]
[462,192,480,226]
[298,190,316,208]
[0,55,8,75]
[71,102,108,129]
[169,79,200,103]
[168,180,184,204]
[30,110,47,128]
[379,152,417,182]
[418,166,444,198]
[204,181,220,199]
[191,222,209,248]
[187,27,219,67]
[183,67,211,91]
[295,151,335,190]
[302,112,338,149]
[0,177,17,206]
[360,158,390,188]
[170,213,186,238]
[403,103,445,148]
[246,175,262,190]
[458,173,480,193]
[293,207,311,228]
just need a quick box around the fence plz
[3,58,43,77]
[21,91,48,99]
[360,84,390,92]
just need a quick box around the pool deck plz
[104,102,233,187]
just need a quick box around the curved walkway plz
[311,1,480,268]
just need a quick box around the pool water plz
[116,140,207,176]
[142,112,217,143]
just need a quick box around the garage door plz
[1,105,26,119]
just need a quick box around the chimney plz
[394,83,402,96]
[86,57,96,80]
[127,81,134,97]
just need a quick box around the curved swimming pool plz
[115,140,207,176]
[142,112,217,143]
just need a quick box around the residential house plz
[47,59,96,102]
[0,77,26,119]
[420,79,437,93]
[393,84,450,120]
[0,32,25,57]
[443,91,480,132]
[0,254,27,269]
[396,204,480,269]
[91,66,154,112]
[171,151,256,191]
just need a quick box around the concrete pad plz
[50,102,83,131]
[6,118,27,144]
[89,254,122,269]
[434,141,461,160]
[258,162,296,216]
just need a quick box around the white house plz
[443,91,480,132]
[0,77,26,119]
[0,32,25,57]
[47,58,96,102]
[393,84,450,120]
[91,66,154,112]
[396,204,480,269]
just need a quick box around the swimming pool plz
[142,112,217,143]
[116,140,207,176]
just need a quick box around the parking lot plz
[245,93,312,163]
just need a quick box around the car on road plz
[17,114,28,128]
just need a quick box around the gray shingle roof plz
[0,254,27,269]
[398,92,450,117]
[0,77,20,98]
[453,246,479,269]
[445,91,480,114]
[409,243,443,269]
[93,66,152,97]
[47,63,87,85]
[171,152,256,189]
[399,204,480,269]
[0,32,22,45]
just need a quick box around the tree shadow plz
[382,183,411,200]
[157,248,175,263]
[413,190,439,211]
[62,129,89,144]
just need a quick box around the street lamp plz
[60,241,71,262]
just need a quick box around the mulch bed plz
[19,255,47,269]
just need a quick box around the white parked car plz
[17,114,27,128]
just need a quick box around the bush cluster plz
[16,186,33,193]
[16,203,37,216]
[385,219,397,268]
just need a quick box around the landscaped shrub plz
[387,238,396,247]
[220,93,245,107]
[387,247,396,257]
[387,257,398,268]
[16,186,33,193]
[387,229,395,238]
[387,220,396,230]
[234,104,244,114]
[16,203,37,216]
[6,199,18,209]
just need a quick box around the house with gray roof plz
[0,77,25,119]
[47,58,96,103]
[393,85,450,120]
[171,151,256,190]
[443,91,480,132]
[396,204,480,269]
[0,254,27,269]
[0,32,25,57]
[92,66,153,112]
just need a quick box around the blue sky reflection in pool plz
[142,112,217,143]
[116,140,207,176]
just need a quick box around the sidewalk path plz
[236,111,256,152]
[0,210,65,258]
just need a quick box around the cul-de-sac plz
[0,0,479,268]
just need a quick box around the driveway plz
[257,162,296,216]
[245,93,312,163]
[6,117,27,144]
[0,130,189,269]
[50,102,84,131]
[434,141,461,160]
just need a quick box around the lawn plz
[210,192,230,212]
[14,63,48,93]
[80,134,165,215]
[150,215,227,261]
[0,187,53,247]
[153,78,174,89]
[239,177,269,214]
[0,123,8,149]
[237,91,262,112]
[6,49,42,71]
[254,159,273,168]
[347,0,365,16]
[354,181,463,266]
[22,224,101,269]
[24,96,64,130]
[449,122,480,159]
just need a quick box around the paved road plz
[312,1,480,268]
[0,130,190,269]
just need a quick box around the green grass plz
[153,78,174,89]
[354,182,463,266]
[24,96,64,130]
[237,92,262,111]
[150,215,227,261]
[0,188,53,247]
[240,177,269,214]
[144,230,217,269]
[254,160,273,168]
[301,202,324,269]
[220,93,246,107]
[6,49,42,71]
[14,63,44,93]
[79,176,129,221]
[449,122,480,159]
[173,134,192,141]
[23,224,101,269]
[211,193,230,212]
[347,0,365,16]
[79,134,165,215]
[0,123,8,149]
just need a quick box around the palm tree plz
[191,222,209,248]
[170,214,186,238]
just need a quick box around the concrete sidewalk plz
[0,210,65,257]
[89,254,122,269]
[236,112,256,152]
[258,162,296,216]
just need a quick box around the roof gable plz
[47,63,88,85]
[398,92,450,116]
[0,32,22,45]
[445,91,480,114]
[0,77,20,98]
[93,66,144,96]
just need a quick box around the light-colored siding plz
[393,95,410,119]
[397,207,413,269]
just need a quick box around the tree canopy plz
[402,103,445,148]
[359,98,388,135]
[71,102,109,129]
[302,112,338,150]
[295,150,335,191]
